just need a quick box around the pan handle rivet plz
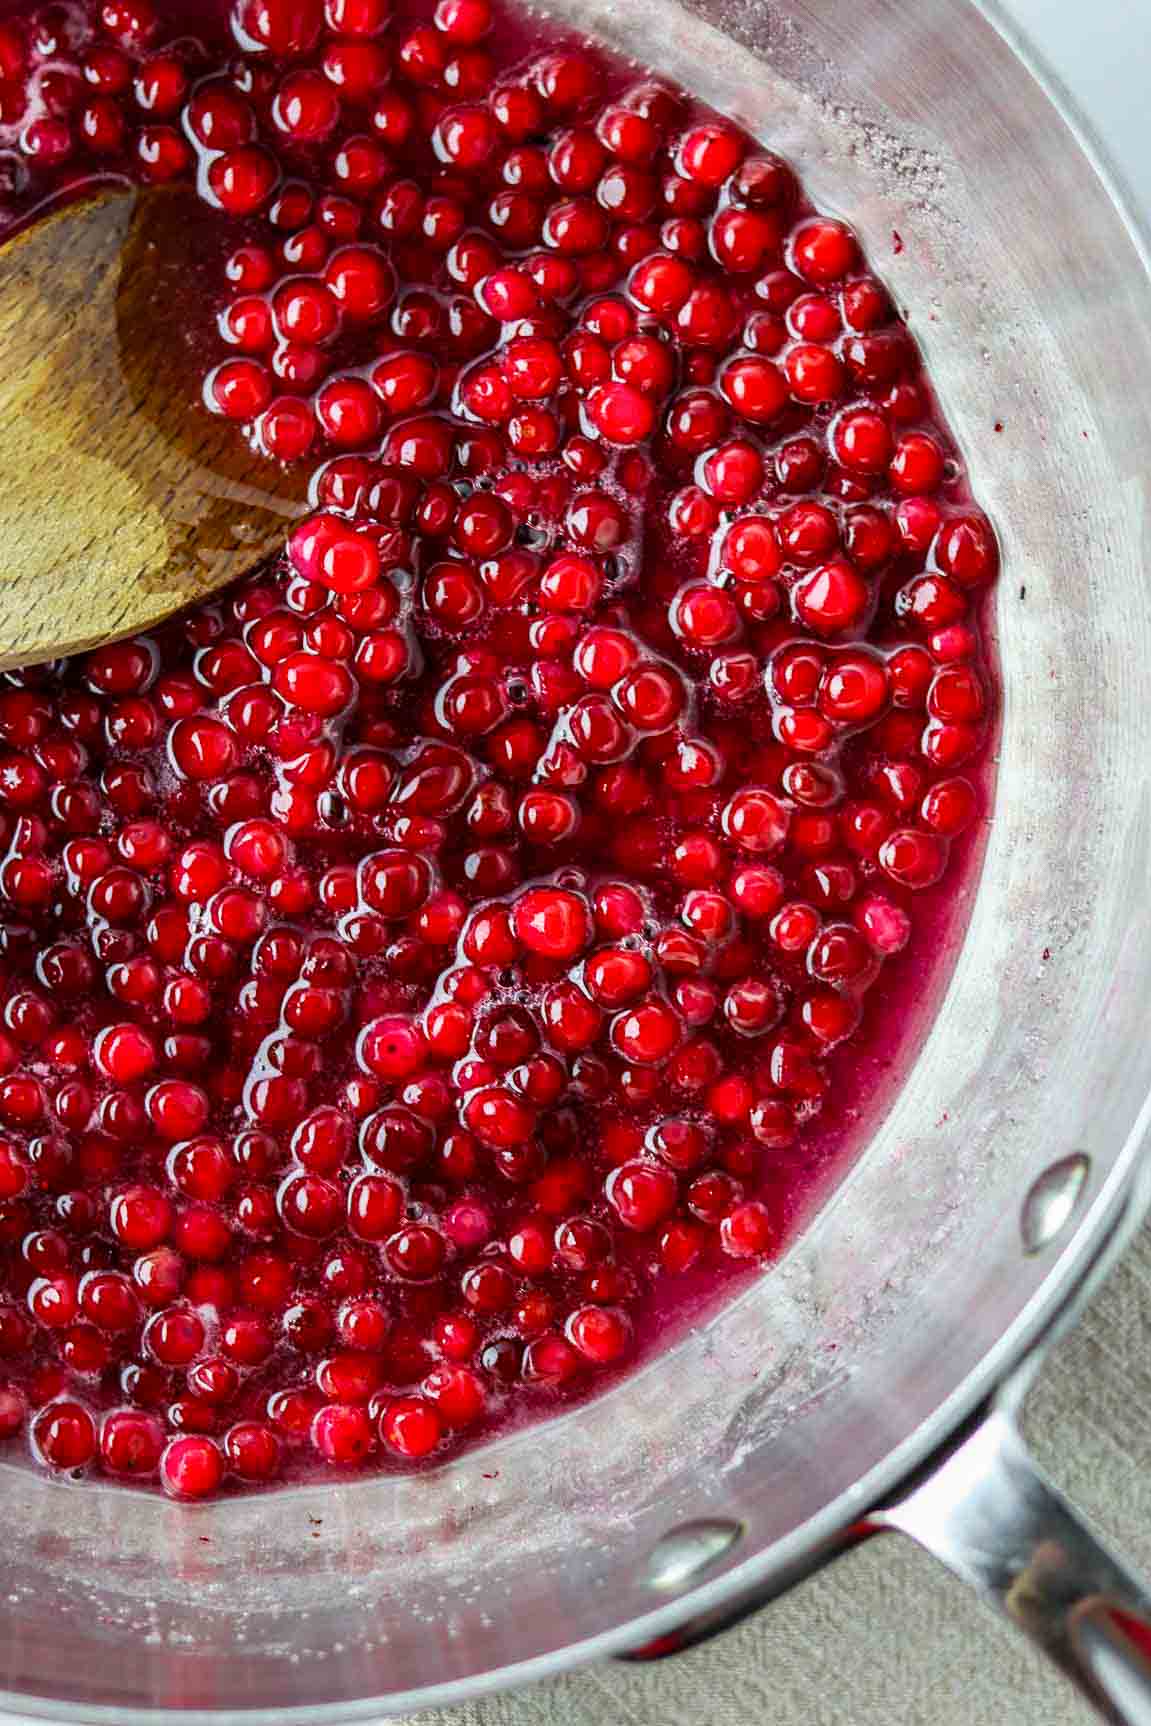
[642,1519,744,1593]
[1019,1152,1091,1255]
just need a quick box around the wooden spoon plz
[0,183,308,671]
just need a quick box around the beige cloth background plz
[394,1218,1151,1726]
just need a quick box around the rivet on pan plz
[1020,1152,1091,1256]
[642,1519,744,1593]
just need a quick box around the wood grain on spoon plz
[0,184,308,671]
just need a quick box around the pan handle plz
[881,1406,1151,1726]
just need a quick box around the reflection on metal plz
[883,1411,1151,1726]
[1020,1153,1091,1255]
[642,1520,744,1593]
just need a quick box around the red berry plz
[720,355,788,422]
[233,0,322,54]
[189,82,254,149]
[791,217,857,283]
[208,146,278,215]
[586,381,654,445]
[700,440,762,504]
[206,359,272,421]
[316,376,382,445]
[610,999,681,1065]
[677,122,743,185]
[160,1434,224,1499]
[380,1396,442,1457]
[605,1161,677,1230]
[793,560,870,635]
[890,431,945,495]
[786,343,845,404]
[324,244,395,318]
[225,1421,281,1481]
[34,1399,96,1469]
[101,1408,164,1475]
[833,407,893,474]
[421,1364,485,1426]
[566,1304,631,1364]
[273,70,339,141]
[878,828,948,889]
[93,1022,156,1081]
[722,787,789,854]
[312,1402,374,1466]
[720,1200,774,1258]
[936,514,998,587]
[512,887,590,959]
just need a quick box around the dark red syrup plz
[0,0,997,1497]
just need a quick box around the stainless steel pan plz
[2,0,1150,1720]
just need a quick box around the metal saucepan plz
[1,0,1150,1720]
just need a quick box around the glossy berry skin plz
[0,0,996,1501]
[33,1400,96,1469]
[160,1435,224,1499]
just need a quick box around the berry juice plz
[0,0,997,1497]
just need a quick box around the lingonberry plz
[792,560,870,636]
[778,319,836,388]
[832,406,893,474]
[699,438,762,503]
[566,1304,631,1364]
[936,514,998,586]
[272,69,339,140]
[205,358,272,421]
[878,829,948,890]
[315,375,382,445]
[312,1401,375,1466]
[386,1224,445,1280]
[0,0,997,1501]
[34,1399,96,1469]
[160,1434,224,1499]
[605,1161,677,1231]
[719,354,788,422]
[890,431,945,495]
[207,145,278,215]
[790,217,857,283]
[719,1200,774,1258]
[101,1408,164,1475]
[609,999,681,1066]
[380,1396,442,1457]
[675,121,742,186]
[189,81,255,150]
[324,244,395,318]
[225,1421,281,1481]
[586,381,655,445]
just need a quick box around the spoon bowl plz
[0,183,307,669]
